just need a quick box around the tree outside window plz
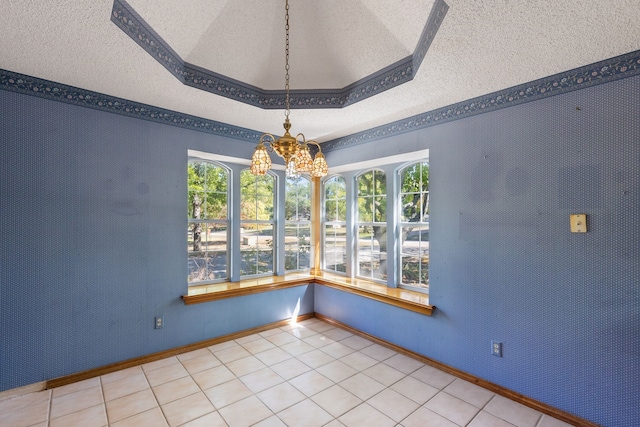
[323,176,347,273]
[357,170,387,281]
[285,176,311,271]
[240,170,275,276]
[187,161,229,284]
[399,161,429,291]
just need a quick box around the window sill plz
[182,272,434,316]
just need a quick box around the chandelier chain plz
[284,0,290,118]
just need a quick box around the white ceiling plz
[1,0,639,143]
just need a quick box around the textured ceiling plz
[1,0,639,143]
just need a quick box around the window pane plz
[241,223,273,276]
[324,224,346,273]
[205,193,227,219]
[357,225,387,281]
[373,195,386,222]
[358,171,373,196]
[188,191,205,219]
[285,224,311,271]
[187,223,228,282]
[358,197,373,222]
[400,225,429,290]
[401,193,422,222]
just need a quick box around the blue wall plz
[0,89,314,390]
[318,75,639,427]
[1,71,638,427]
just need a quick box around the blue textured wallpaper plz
[317,75,639,427]
[0,90,314,390]
[1,71,639,427]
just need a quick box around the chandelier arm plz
[295,133,307,144]
[306,140,323,153]
[259,133,277,152]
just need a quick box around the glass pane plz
[357,226,386,281]
[256,195,274,220]
[188,223,228,282]
[358,197,373,222]
[358,171,373,196]
[205,193,227,219]
[400,225,429,289]
[401,163,421,193]
[325,200,337,221]
[240,223,273,276]
[188,191,205,219]
[374,170,386,195]
[205,164,227,192]
[324,224,346,273]
[374,195,386,222]
[285,225,310,271]
[401,193,421,222]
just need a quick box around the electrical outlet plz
[491,340,502,357]
[155,316,163,329]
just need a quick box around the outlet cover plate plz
[491,340,502,357]
[155,316,163,329]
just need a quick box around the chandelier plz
[250,0,329,178]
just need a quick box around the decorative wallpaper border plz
[110,0,449,110]
[1,50,639,150]
[321,49,640,151]
[0,68,263,143]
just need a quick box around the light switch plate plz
[570,214,587,233]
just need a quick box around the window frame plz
[322,174,348,275]
[284,176,312,272]
[355,169,387,283]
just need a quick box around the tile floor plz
[0,318,574,427]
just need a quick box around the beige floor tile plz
[234,332,262,344]
[218,395,273,427]
[321,328,353,341]
[258,328,283,338]
[180,411,227,427]
[0,398,49,427]
[145,362,189,387]
[280,339,316,356]
[297,349,335,369]
[152,375,200,405]
[383,353,425,374]
[289,370,334,397]
[105,388,158,423]
[52,377,100,398]
[191,365,236,390]
[311,384,362,418]
[339,372,386,401]
[363,362,406,386]
[278,399,333,427]
[305,321,335,333]
[102,372,150,401]
[49,404,107,427]
[338,402,395,427]
[265,331,299,346]
[317,360,358,383]
[212,345,252,364]
[207,340,238,352]
[141,356,179,373]
[181,353,222,374]
[270,357,312,380]
[484,395,542,427]
[339,335,373,351]
[341,351,378,371]
[256,382,306,413]
[303,333,337,349]
[367,388,420,422]
[226,355,267,377]
[288,326,319,339]
[50,385,103,419]
[468,410,518,427]
[101,366,143,384]
[391,376,439,405]
[357,343,396,361]
[177,348,213,362]
[324,420,347,427]
[443,378,494,408]
[239,367,284,393]
[204,378,253,409]
[0,389,50,413]
[253,414,287,427]
[239,337,276,354]
[410,364,456,389]
[400,406,458,427]
[320,341,356,359]
[161,391,215,427]
[425,391,481,426]
[255,347,293,366]
[110,407,168,427]
[537,414,574,427]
